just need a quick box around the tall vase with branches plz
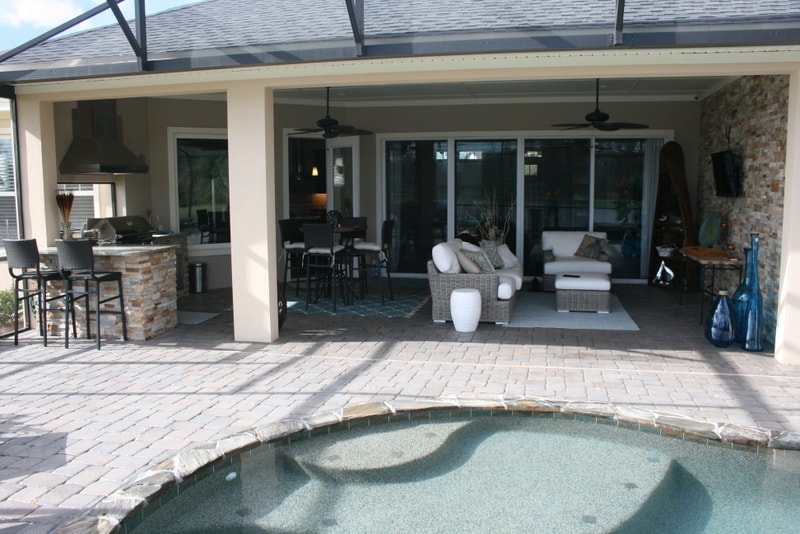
[55,191,74,239]
[473,189,515,244]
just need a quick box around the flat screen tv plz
[711,150,741,197]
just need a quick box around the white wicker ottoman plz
[555,272,611,313]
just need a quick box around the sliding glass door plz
[384,135,662,280]
[522,139,591,276]
[454,140,517,251]
[385,140,448,273]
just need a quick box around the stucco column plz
[15,97,60,243]
[226,82,279,342]
[776,70,800,365]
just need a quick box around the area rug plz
[505,292,639,331]
[287,278,430,318]
[177,311,221,325]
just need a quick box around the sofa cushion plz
[542,230,607,257]
[432,239,463,273]
[543,255,613,275]
[458,232,481,247]
[497,274,516,300]
[457,249,495,273]
[496,244,520,269]
[480,240,505,268]
[574,234,608,259]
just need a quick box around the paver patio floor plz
[1,284,799,532]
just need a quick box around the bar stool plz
[3,238,67,346]
[278,219,305,297]
[353,220,395,304]
[302,223,349,311]
[56,239,127,350]
[340,216,368,298]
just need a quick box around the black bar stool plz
[4,238,68,346]
[302,223,349,311]
[353,220,395,304]
[278,219,305,297]
[56,239,127,350]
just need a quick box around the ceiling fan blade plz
[290,127,323,135]
[552,123,592,130]
[607,122,649,130]
[335,125,373,136]
[593,122,621,132]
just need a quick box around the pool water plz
[134,416,800,533]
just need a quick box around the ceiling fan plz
[552,79,649,131]
[291,87,373,139]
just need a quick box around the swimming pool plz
[125,404,800,533]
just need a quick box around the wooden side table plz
[680,246,743,323]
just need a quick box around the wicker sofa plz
[542,230,612,291]
[427,238,522,324]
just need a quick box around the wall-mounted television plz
[711,150,741,197]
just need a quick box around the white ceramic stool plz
[450,288,481,332]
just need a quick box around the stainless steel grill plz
[86,215,157,244]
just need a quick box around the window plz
[0,133,18,242]
[175,135,229,245]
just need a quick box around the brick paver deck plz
[1,285,799,532]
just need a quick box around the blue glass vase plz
[731,247,750,344]
[742,233,763,351]
[705,289,735,348]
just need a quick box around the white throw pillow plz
[432,241,462,273]
[496,244,519,268]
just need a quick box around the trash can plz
[189,262,207,293]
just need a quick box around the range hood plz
[59,100,149,175]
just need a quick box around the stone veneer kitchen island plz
[40,244,180,341]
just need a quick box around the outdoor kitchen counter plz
[39,244,179,341]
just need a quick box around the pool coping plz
[57,396,800,533]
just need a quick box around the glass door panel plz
[522,139,591,277]
[593,139,649,279]
[327,137,358,218]
[385,140,448,273]
[454,139,517,250]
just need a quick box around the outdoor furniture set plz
[428,231,613,327]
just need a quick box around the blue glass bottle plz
[731,247,750,344]
[705,289,735,348]
[742,233,763,351]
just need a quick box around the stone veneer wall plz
[698,75,788,345]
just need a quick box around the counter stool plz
[56,239,127,349]
[278,219,305,297]
[353,220,394,304]
[302,223,349,311]
[4,238,68,346]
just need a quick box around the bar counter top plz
[40,243,178,256]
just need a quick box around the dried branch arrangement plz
[55,191,74,223]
